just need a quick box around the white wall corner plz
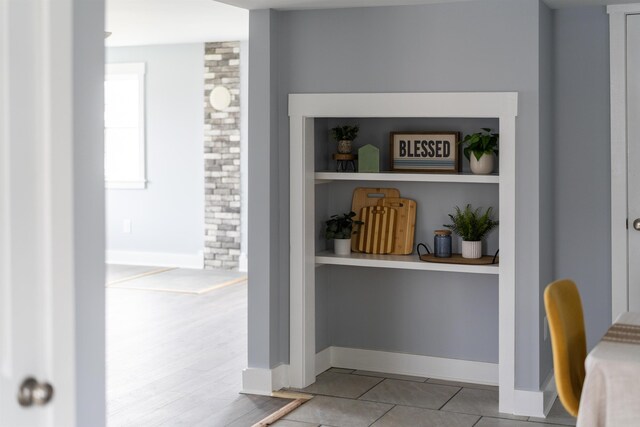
[106,250,204,269]
[239,252,248,272]
[513,372,556,418]
[241,365,289,396]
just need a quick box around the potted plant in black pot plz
[331,125,359,154]
[444,204,499,259]
[324,211,362,255]
[461,128,499,175]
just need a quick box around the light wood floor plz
[107,268,288,427]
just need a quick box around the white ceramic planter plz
[337,139,353,154]
[470,153,494,175]
[334,238,351,256]
[462,240,482,259]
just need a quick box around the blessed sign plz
[390,132,459,173]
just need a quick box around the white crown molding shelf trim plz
[289,91,518,414]
[106,250,204,269]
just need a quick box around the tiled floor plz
[279,368,576,427]
[107,264,576,427]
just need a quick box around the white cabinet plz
[289,92,518,414]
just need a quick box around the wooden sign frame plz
[390,131,459,173]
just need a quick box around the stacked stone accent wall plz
[204,42,241,270]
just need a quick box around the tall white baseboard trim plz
[106,250,204,269]
[240,348,550,417]
[241,365,289,396]
[328,346,498,385]
[513,372,556,418]
[315,347,332,375]
[239,252,248,272]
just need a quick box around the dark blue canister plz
[434,230,452,258]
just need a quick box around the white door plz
[0,1,105,426]
[628,14,640,312]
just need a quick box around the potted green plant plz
[324,211,362,255]
[444,204,499,259]
[331,125,359,154]
[461,128,499,175]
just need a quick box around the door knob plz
[634,218,640,231]
[17,377,54,407]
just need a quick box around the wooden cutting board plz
[356,206,397,254]
[351,187,400,251]
[377,197,416,255]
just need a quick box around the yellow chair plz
[543,279,587,417]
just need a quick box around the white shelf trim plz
[289,91,520,415]
[315,171,499,184]
[316,251,499,274]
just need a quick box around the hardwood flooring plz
[107,267,287,427]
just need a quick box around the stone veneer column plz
[204,42,241,270]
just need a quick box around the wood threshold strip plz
[251,395,313,427]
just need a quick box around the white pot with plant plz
[331,125,359,154]
[324,211,362,256]
[444,204,499,259]
[462,128,499,175]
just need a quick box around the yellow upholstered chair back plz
[543,279,587,417]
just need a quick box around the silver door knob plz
[634,218,640,231]
[17,377,54,407]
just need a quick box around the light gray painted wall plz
[553,7,611,350]
[106,44,204,258]
[247,0,550,390]
[248,9,282,368]
[74,0,105,424]
[538,0,554,386]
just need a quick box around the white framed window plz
[104,62,146,189]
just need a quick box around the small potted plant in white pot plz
[444,204,499,259]
[331,125,359,154]
[324,211,362,255]
[462,128,499,175]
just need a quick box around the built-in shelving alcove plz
[289,92,518,413]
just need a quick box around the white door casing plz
[0,1,105,426]
[609,4,640,319]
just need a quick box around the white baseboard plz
[241,365,289,395]
[328,346,498,385]
[315,347,332,375]
[241,348,550,417]
[106,250,204,269]
[513,372,556,418]
[542,371,557,415]
[239,252,248,272]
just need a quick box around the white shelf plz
[315,251,499,275]
[315,171,499,184]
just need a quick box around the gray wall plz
[553,7,611,349]
[74,0,106,424]
[248,9,282,368]
[249,0,551,390]
[106,44,204,258]
[538,0,555,386]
